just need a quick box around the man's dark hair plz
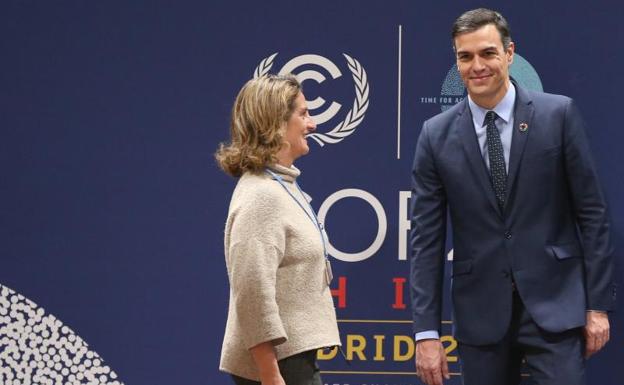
[452,8,512,50]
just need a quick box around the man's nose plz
[472,56,486,71]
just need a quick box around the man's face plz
[454,24,514,109]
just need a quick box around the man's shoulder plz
[521,86,573,110]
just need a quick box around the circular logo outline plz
[253,53,370,146]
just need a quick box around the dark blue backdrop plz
[1,1,622,384]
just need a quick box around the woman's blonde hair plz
[215,74,302,177]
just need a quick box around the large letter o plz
[317,189,387,262]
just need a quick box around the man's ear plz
[507,41,515,65]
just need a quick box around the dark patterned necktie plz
[485,111,507,212]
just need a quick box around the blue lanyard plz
[265,169,328,259]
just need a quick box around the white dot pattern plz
[0,284,125,385]
[485,111,507,211]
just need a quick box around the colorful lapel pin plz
[519,122,528,132]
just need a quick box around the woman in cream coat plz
[215,74,341,385]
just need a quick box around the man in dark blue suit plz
[409,8,615,385]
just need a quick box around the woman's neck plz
[276,149,294,168]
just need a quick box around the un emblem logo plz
[254,53,369,146]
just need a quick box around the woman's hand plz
[250,341,285,385]
[259,373,286,385]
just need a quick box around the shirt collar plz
[467,82,516,126]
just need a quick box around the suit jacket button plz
[504,230,512,239]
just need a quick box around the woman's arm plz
[249,341,286,385]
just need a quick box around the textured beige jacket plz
[219,164,341,381]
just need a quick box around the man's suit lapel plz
[505,84,535,209]
[457,101,501,217]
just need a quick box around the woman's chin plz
[297,142,310,157]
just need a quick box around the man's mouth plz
[470,74,492,80]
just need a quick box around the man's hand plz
[415,339,450,385]
[584,311,610,359]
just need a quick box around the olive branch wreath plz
[253,53,369,146]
